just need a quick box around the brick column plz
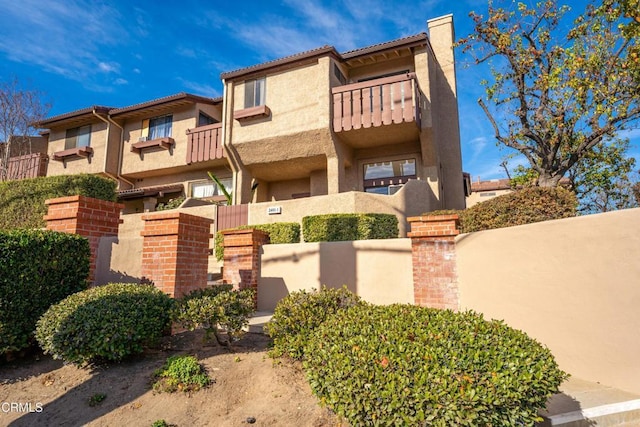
[407,214,460,310]
[44,195,124,284]
[140,212,213,298]
[221,228,270,307]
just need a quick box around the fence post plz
[44,195,124,284]
[221,228,270,308]
[407,214,460,310]
[140,212,213,297]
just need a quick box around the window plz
[333,63,346,85]
[244,77,266,108]
[142,115,172,140]
[363,158,417,194]
[191,178,232,199]
[65,125,91,150]
[198,112,218,127]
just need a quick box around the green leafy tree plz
[459,0,640,187]
[508,138,638,213]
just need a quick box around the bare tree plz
[0,77,50,181]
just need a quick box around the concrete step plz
[247,311,273,334]
[539,377,640,426]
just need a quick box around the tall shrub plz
[0,229,90,354]
[0,174,117,230]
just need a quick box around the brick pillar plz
[140,212,213,298]
[44,195,124,284]
[221,228,270,307]
[407,214,460,310]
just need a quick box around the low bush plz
[304,304,567,426]
[264,286,362,361]
[302,213,398,242]
[0,229,90,355]
[214,222,300,260]
[430,186,577,233]
[156,196,185,211]
[152,355,211,393]
[173,285,254,346]
[0,174,117,230]
[36,283,174,365]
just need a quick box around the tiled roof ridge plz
[38,106,114,125]
[110,92,221,115]
[221,45,337,80]
[340,32,427,58]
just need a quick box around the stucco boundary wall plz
[456,208,640,395]
[95,204,219,286]
[248,179,435,238]
[257,239,415,311]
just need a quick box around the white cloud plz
[0,0,128,87]
[114,78,128,85]
[99,62,120,73]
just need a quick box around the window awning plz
[117,184,184,200]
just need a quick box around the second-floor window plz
[244,77,265,108]
[198,112,218,126]
[65,125,91,150]
[143,115,173,140]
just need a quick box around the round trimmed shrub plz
[304,304,567,426]
[36,283,174,365]
[264,286,362,360]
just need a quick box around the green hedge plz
[215,222,301,260]
[431,186,577,233]
[304,304,567,426]
[0,229,90,355]
[264,286,362,361]
[0,174,117,230]
[36,283,174,365]
[302,213,398,242]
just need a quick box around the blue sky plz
[0,0,637,181]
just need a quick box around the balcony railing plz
[5,152,47,181]
[186,123,225,164]
[332,73,422,132]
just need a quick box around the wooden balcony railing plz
[332,73,422,132]
[5,152,47,181]
[186,123,225,164]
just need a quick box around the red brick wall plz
[140,212,213,297]
[408,215,460,310]
[44,195,123,284]
[221,228,270,308]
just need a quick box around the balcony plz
[185,123,225,164]
[5,153,47,181]
[332,73,423,147]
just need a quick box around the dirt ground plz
[0,331,342,427]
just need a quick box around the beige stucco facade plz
[37,14,465,219]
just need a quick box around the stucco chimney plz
[427,14,457,96]
[426,14,465,210]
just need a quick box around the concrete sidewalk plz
[539,377,640,426]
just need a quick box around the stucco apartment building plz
[27,15,465,233]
